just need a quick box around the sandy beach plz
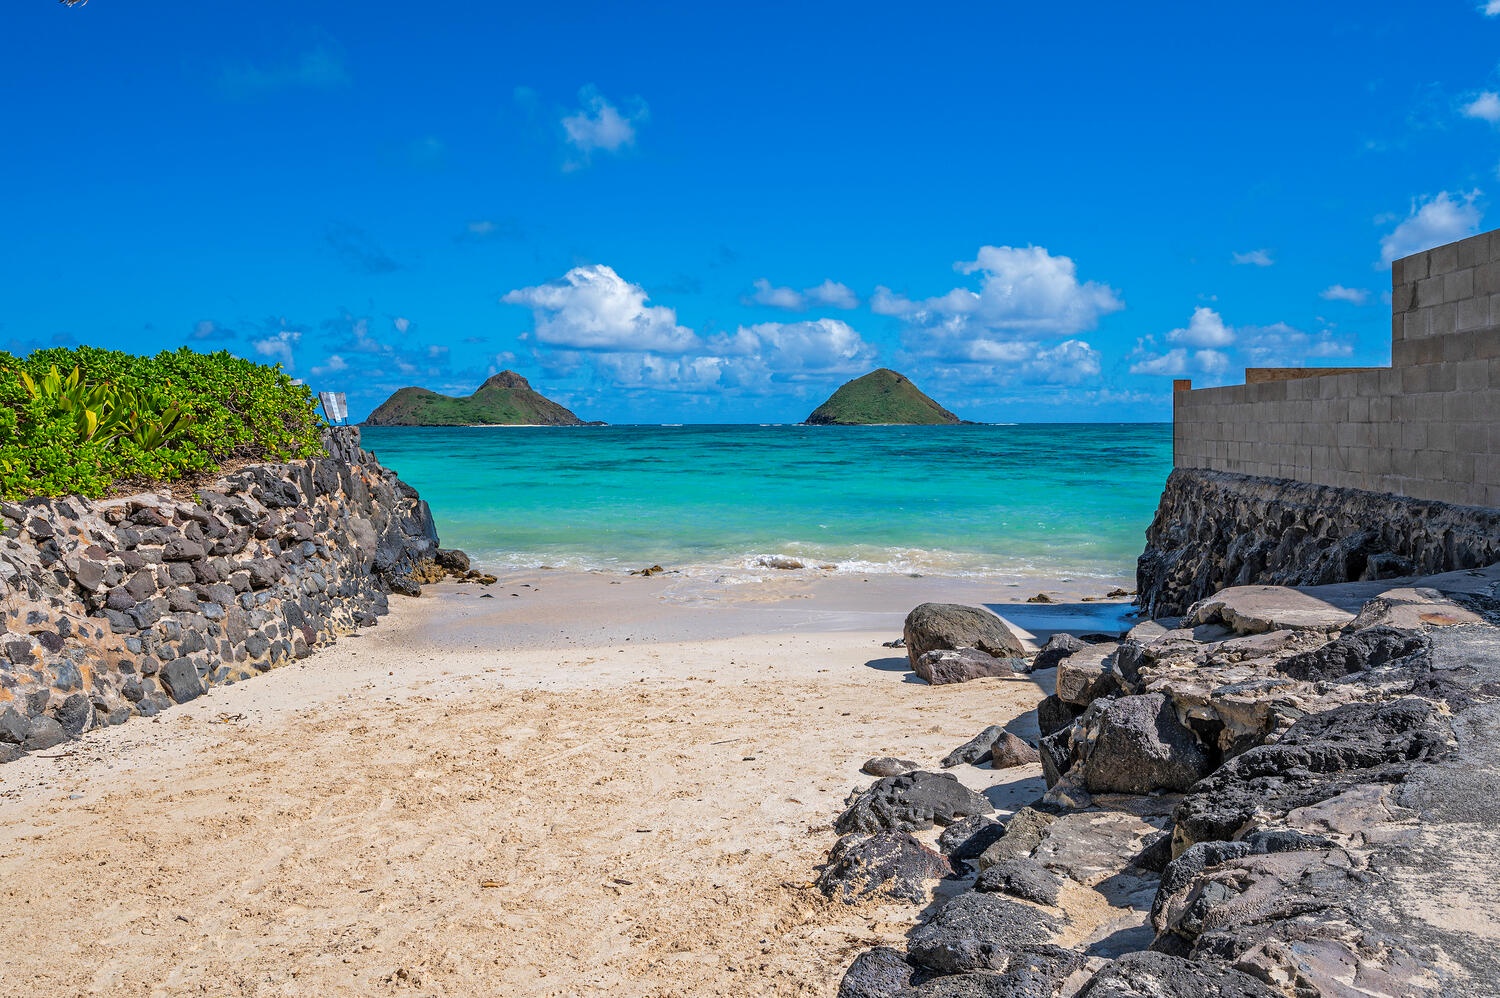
[0,568,1134,997]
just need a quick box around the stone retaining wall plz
[1137,467,1500,617]
[0,426,440,760]
[1173,228,1500,509]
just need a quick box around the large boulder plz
[906,892,1061,976]
[1054,644,1121,707]
[904,603,1026,671]
[817,831,952,903]
[991,732,1042,770]
[941,725,1005,768]
[836,771,995,835]
[937,815,1006,861]
[1074,951,1278,998]
[1030,632,1088,672]
[902,948,1088,997]
[914,648,1028,686]
[974,857,1061,906]
[838,947,915,998]
[1076,693,1212,795]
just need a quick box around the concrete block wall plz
[1174,228,1500,509]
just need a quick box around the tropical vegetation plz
[0,346,324,499]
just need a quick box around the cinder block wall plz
[1174,229,1500,509]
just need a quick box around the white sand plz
[0,569,1135,997]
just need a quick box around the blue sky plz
[4,1,1500,423]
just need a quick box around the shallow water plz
[360,423,1172,580]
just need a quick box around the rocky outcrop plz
[1137,468,1500,617]
[824,567,1500,997]
[0,427,447,759]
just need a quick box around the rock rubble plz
[823,566,1500,997]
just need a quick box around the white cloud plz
[1464,92,1500,123]
[748,278,859,310]
[748,279,806,310]
[502,265,698,353]
[1379,190,1483,265]
[718,319,877,377]
[253,330,301,371]
[1131,310,1352,378]
[561,86,647,167]
[1320,284,1371,305]
[1128,346,1228,378]
[310,354,348,377]
[1166,307,1234,348]
[592,353,730,393]
[1238,322,1355,367]
[393,316,411,334]
[806,280,858,309]
[1232,249,1274,267]
[1484,1,1500,15]
[1129,348,1189,377]
[874,244,1122,339]
[1021,340,1102,384]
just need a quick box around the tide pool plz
[359,423,1172,581]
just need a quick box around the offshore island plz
[804,368,964,425]
[363,370,597,426]
[1,231,1499,995]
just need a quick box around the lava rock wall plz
[1137,467,1500,617]
[0,426,439,760]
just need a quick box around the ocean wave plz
[461,543,1130,585]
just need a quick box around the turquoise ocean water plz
[359,424,1172,582]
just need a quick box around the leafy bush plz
[0,346,324,499]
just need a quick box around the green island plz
[803,368,963,425]
[0,346,322,500]
[362,371,590,427]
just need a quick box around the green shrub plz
[0,346,324,499]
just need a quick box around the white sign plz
[318,391,348,425]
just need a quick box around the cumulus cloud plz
[1380,191,1483,265]
[1166,307,1234,348]
[747,278,859,310]
[1464,92,1500,123]
[1321,284,1371,305]
[873,245,1118,387]
[310,354,348,377]
[1128,347,1228,378]
[1232,249,1274,267]
[1130,310,1355,378]
[503,265,698,353]
[807,280,859,309]
[504,265,881,396]
[219,45,350,99]
[1129,309,1236,377]
[1238,322,1355,367]
[253,329,301,371]
[561,86,648,168]
[1485,1,1500,15]
[874,245,1122,339]
[748,279,805,310]
[715,319,877,378]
